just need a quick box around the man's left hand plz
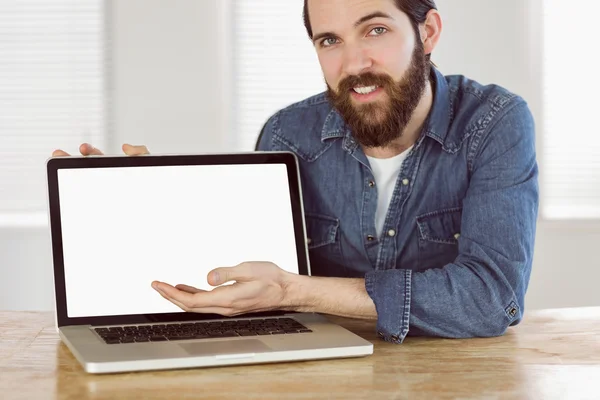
[151,262,299,316]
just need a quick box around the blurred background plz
[1,0,598,311]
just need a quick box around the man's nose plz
[341,44,373,77]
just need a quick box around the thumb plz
[208,264,253,286]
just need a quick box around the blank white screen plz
[57,163,299,318]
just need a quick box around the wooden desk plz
[1,308,600,400]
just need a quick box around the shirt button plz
[402,178,410,186]
[368,180,376,187]
[367,235,375,242]
[307,238,312,245]
[388,229,396,237]
[454,233,461,240]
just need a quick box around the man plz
[53,0,538,344]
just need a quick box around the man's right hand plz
[52,143,150,157]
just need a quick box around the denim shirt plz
[256,68,539,344]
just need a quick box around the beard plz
[325,41,429,148]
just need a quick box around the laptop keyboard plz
[93,317,312,345]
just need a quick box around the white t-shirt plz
[366,146,413,238]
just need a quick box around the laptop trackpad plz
[179,340,270,357]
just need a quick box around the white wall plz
[108,0,231,154]
[2,0,598,311]
[0,227,55,310]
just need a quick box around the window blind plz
[542,1,600,218]
[231,0,326,151]
[0,0,108,218]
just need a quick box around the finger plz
[160,292,238,316]
[153,281,238,309]
[122,143,150,156]
[160,289,236,315]
[153,281,200,308]
[52,149,71,157]
[175,284,205,294]
[79,143,104,156]
[209,264,254,286]
[154,285,191,311]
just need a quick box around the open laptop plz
[46,151,373,374]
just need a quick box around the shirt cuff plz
[364,269,412,344]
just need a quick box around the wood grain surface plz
[1,307,599,399]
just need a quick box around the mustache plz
[338,72,395,92]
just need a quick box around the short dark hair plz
[303,0,437,62]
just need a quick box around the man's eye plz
[321,38,338,47]
[369,27,387,36]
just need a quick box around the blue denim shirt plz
[256,68,539,343]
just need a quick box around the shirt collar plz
[422,67,452,146]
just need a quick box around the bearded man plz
[54,0,538,344]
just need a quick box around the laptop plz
[46,151,373,374]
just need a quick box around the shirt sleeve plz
[365,100,539,343]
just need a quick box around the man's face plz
[308,0,429,148]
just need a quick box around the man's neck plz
[363,81,434,159]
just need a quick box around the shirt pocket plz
[416,207,462,268]
[304,213,347,277]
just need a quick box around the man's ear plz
[420,9,442,56]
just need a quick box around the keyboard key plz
[192,335,210,340]
[100,334,120,340]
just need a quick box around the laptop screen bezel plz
[46,152,310,327]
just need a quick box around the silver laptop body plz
[46,152,373,374]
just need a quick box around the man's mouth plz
[352,85,379,94]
